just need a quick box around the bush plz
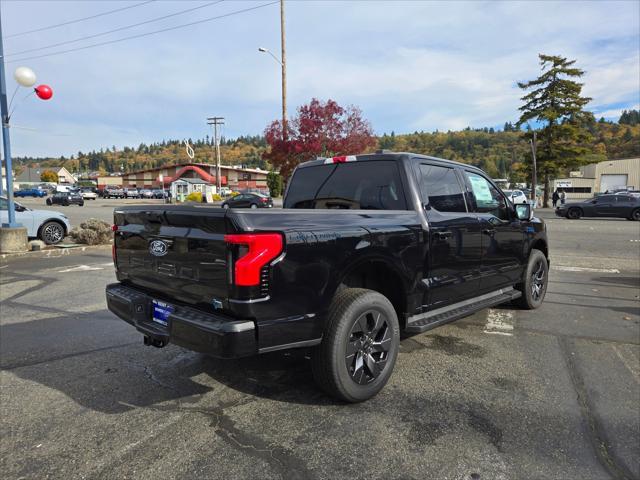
[230,191,240,197]
[212,193,222,201]
[185,191,203,202]
[69,218,112,245]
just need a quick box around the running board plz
[405,287,521,334]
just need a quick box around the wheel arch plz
[530,238,548,262]
[335,256,409,328]
[38,218,68,238]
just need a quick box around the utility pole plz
[280,0,287,140]
[0,9,19,226]
[207,116,224,193]
[529,130,537,206]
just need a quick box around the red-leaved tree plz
[263,98,376,180]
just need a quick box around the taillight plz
[324,155,357,164]
[225,233,283,286]
[261,197,267,202]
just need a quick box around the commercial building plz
[14,166,76,188]
[553,157,640,200]
[95,163,269,193]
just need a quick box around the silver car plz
[0,196,71,244]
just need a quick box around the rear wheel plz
[567,208,582,219]
[516,249,548,309]
[250,203,258,209]
[222,203,229,209]
[39,221,65,245]
[311,288,400,402]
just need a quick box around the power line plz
[5,1,156,39]
[5,1,225,58]
[7,1,279,64]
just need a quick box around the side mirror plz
[515,203,533,221]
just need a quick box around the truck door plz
[415,162,483,309]
[462,170,524,294]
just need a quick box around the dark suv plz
[47,191,84,207]
[107,152,548,402]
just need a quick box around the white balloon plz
[14,66,37,87]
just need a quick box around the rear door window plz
[417,164,467,213]
[285,161,407,210]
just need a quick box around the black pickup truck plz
[107,151,549,402]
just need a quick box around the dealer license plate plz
[151,300,173,326]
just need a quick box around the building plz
[56,167,76,185]
[15,166,77,188]
[553,157,640,200]
[96,163,269,193]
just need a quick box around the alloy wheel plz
[42,223,64,244]
[345,310,392,385]
[531,260,546,302]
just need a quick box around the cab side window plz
[465,171,510,221]
[418,164,467,213]
[0,198,7,210]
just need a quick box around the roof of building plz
[172,177,211,185]
[121,162,269,177]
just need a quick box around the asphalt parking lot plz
[1,206,639,479]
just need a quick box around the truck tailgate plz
[113,206,230,309]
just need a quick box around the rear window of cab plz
[284,161,408,210]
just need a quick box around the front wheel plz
[631,208,640,221]
[311,288,400,402]
[515,249,548,310]
[567,208,582,219]
[79,202,84,207]
[46,198,52,206]
[40,221,65,245]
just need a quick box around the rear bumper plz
[106,283,257,358]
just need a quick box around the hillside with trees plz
[12,111,639,183]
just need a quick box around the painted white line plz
[612,344,640,384]
[58,264,104,273]
[484,309,514,336]
[552,265,620,274]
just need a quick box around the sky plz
[1,0,639,158]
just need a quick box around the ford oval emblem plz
[149,239,168,257]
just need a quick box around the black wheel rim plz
[43,223,63,244]
[633,210,640,220]
[568,209,577,219]
[345,310,392,385]
[531,260,546,302]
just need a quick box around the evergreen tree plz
[517,54,593,207]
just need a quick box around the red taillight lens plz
[111,224,118,231]
[225,233,283,286]
[332,156,347,163]
[261,197,268,202]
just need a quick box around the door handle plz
[482,228,496,236]
[434,231,452,240]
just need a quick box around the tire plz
[515,249,548,310]
[250,203,258,209]
[46,198,52,206]
[567,208,582,219]
[311,288,400,403]
[222,203,229,209]
[63,201,69,207]
[631,208,640,221]
[39,221,65,245]
[79,202,84,207]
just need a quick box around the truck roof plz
[298,150,484,174]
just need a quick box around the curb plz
[0,243,112,261]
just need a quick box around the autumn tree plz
[517,54,593,207]
[40,170,58,183]
[263,98,376,180]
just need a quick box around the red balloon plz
[35,84,53,100]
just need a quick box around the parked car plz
[46,191,84,207]
[80,188,98,200]
[14,188,47,198]
[139,189,154,199]
[124,188,140,199]
[107,151,549,402]
[502,189,529,205]
[555,194,640,220]
[0,196,70,244]
[152,189,168,199]
[103,188,125,199]
[221,192,273,209]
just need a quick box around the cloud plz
[2,0,639,157]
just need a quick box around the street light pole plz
[280,0,287,140]
[0,9,20,227]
